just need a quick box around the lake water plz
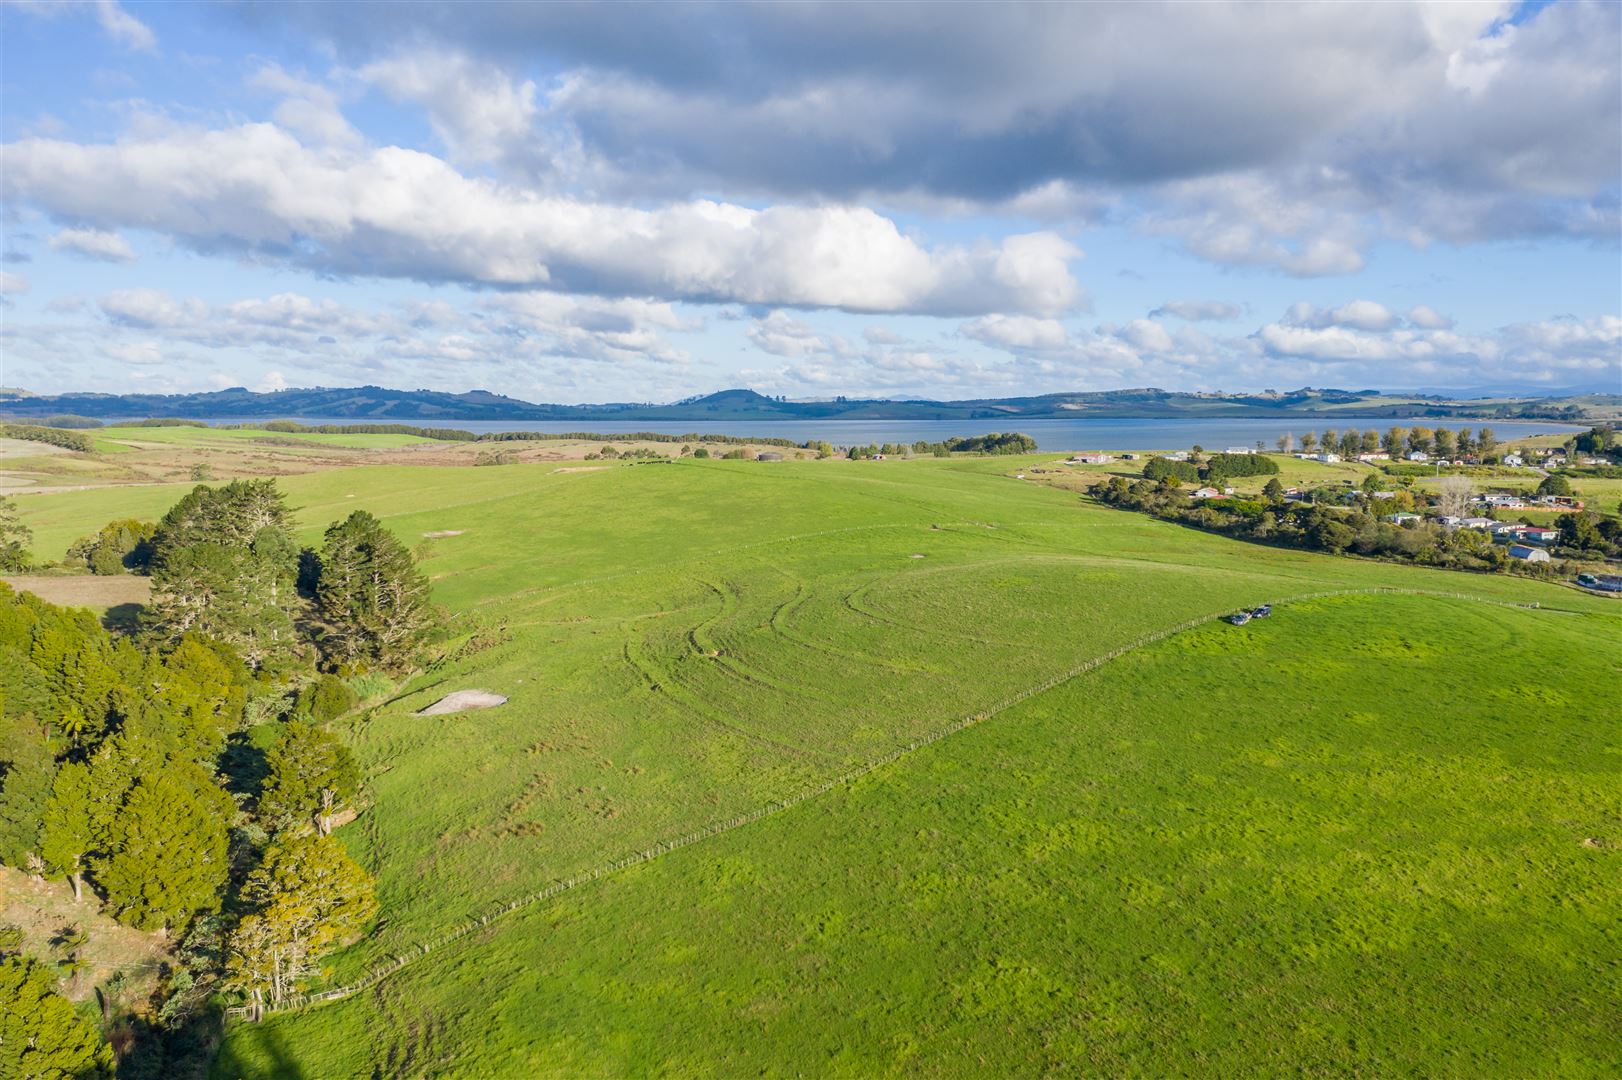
[190,416,1585,452]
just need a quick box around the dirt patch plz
[553,465,614,474]
[0,867,167,1002]
[422,530,466,539]
[3,574,151,610]
[0,438,73,459]
[416,689,508,715]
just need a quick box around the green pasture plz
[218,591,1621,1077]
[91,425,434,454]
[13,454,1617,1075]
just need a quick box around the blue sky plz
[2,0,1618,402]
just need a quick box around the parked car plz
[1251,604,1271,618]
[1226,612,1252,626]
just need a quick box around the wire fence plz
[227,585,1559,1020]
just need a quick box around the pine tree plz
[314,511,433,671]
[144,481,301,670]
[225,833,377,1012]
[0,734,56,871]
[0,952,114,1079]
[94,762,234,932]
[40,763,94,903]
[0,496,31,572]
[259,722,361,835]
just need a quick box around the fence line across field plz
[227,585,1554,1020]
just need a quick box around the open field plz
[0,425,817,505]
[218,592,1621,1077]
[11,452,1618,1075]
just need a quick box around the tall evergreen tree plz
[314,511,432,671]
[0,952,114,1079]
[0,496,31,572]
[94,762,234,932]
[259,722,361,835]
[145,481,302,670]
[0,731,55,871]
[225,833,377,1013]
[40,763,94,903]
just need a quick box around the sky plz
[1,0,1618,404]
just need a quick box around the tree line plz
[0,423,96,453]
[1275,425,1501,461]
[0,479,434,1073]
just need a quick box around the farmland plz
[8,450,1619,1076]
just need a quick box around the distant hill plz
[0,384,1614,423]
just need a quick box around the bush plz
[1203,453,1279,480]
[1143,457,1200,483]
[293,675,359,723]
[66,519,156,575]
[692,448,711,459]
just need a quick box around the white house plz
[1479,494,1526,509]
[1407,450,1430,462]
[1165,451,1191,462]
[1384,512,1422,525]
[1507,544,1550,563]
[1502,454,1524,466]
[1461,517,1495,529]
[1438,515,1464,527]
[1068,453,1113,465]
[1315,452,1341,463]
[1224,446,1253,455]
[1191,487,1223,499]
[1357,451,1390,462]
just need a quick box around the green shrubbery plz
[66,518,156,575]
[0,424,94,452]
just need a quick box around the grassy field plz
[12,454,1618,1076]
[217,592,1621,1077]
[89,425,439,453]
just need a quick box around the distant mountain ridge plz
[1,385,1615,423]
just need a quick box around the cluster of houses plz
[1379,492,1589,561]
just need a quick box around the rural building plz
[1488,522,1525,537]
[1513,527,1559,544]
[1165,451,1191,462]
[1577,573,1622,592]
[1224,446,1253,454]
[1407,450,1430,462]
[756,452,784,461]
[1438,515,1464,527]
[1384,512,1422,525]
[1542,456,1567,468]
[1357,451,1391,462]
[1191,487,1223,499]
[1501,453,1523,466]
[1478,494,1526,509]
[1120,452,1140,460]
[1537,495,1583,510]
[1506,544,1550,563]
[1068,453,1113,464]
[1461,517,1495,529]
[1315,452,1340,463]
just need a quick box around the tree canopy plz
[313,511,433,672]
[0,951,114,1079]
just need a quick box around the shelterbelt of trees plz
[0,479,435,1076]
